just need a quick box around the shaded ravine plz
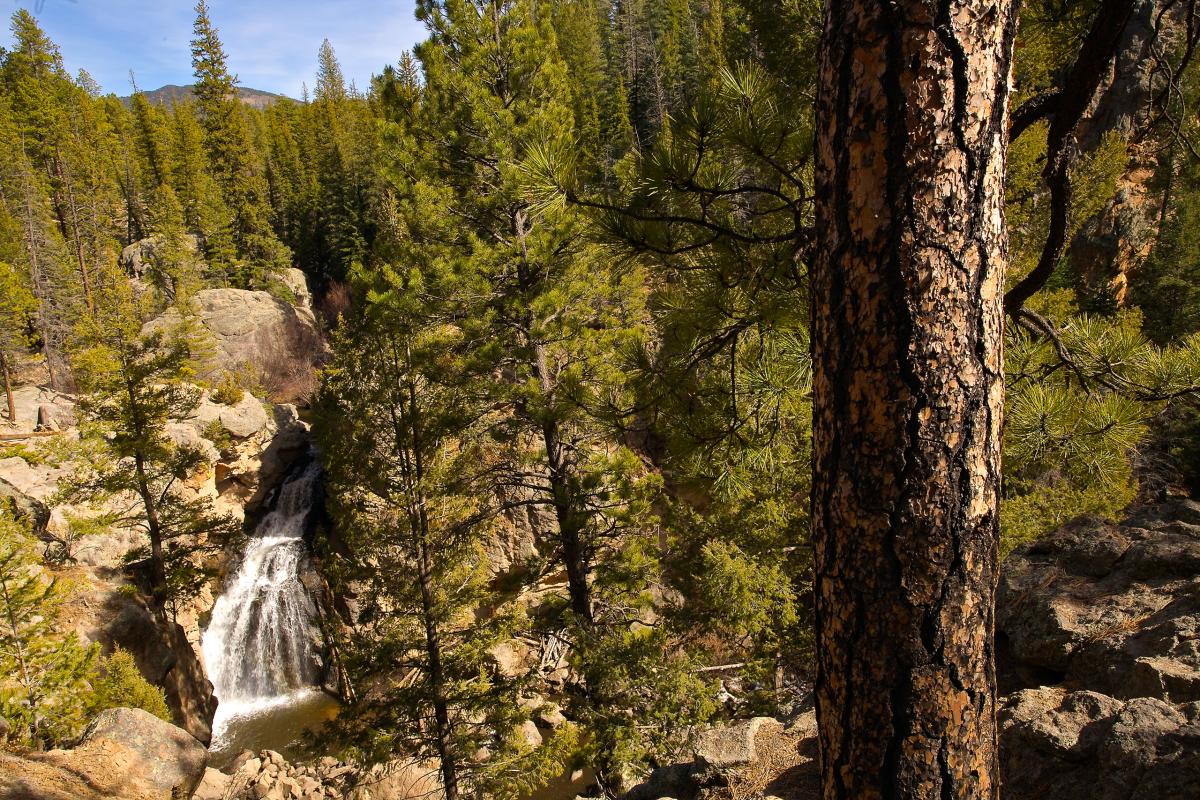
[201,459,336,762]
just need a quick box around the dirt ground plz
[720,720,820,800]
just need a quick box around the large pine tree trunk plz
[810,3,1015,798]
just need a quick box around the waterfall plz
[202,460,325,745]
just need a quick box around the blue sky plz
[4,0,427,97]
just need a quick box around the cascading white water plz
[202,460,326,751]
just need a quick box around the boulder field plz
[622,500,1200,800]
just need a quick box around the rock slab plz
[0,707,206,800]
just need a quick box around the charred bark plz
[811,2,1014,798]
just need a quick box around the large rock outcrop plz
[213,402,312,515]
[144,272,324,400]
[996,500,1200,799]
[0,708,206,800]
[1000,687,1200,800]
[998,500,1200,698]
[120,233,202,280]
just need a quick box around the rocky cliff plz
[0,276,323,745]
[141,268,325,403]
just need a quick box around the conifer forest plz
[2,1,1200,799]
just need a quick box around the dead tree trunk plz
[811,2,1015,798]
[1,353,14,423]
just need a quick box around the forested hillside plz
[121,84,289,109]
[2,1,1200,799]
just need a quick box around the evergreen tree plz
[143,182,205,304]
[0,509,98,748]
[167,98,235,270]
[2,14,127,319]
[190,0,290,287]
[319,296,576,799]
[0,90,79,390]
[87,646,171,722]
[102,92,149,242]
[0,256,35,422]
[549,0,625,170]
[308,40,371,286]
[365,0,712,784]
[1002,297,1200,549]
[316,39,346,101]
[809,4,1014,794]
[538,57,817,721]
[61,267,237,620]
[131,93,170,188]
[2,12,93,313]
[260,99,317,276]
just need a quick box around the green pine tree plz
[318,300,577,799]
[102,92,150,242]
[307,39,371,286]
[143,182,205,304]
[87,646,171,722]
[131,90,170,183]
[167,98,236,272]
[0,89,80,390]
[366,0,712,784]
[0,255,36,422]
[190,0,290,288]
[60,266,238,620]
[0,509,99,749]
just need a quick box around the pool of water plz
[207,689,341,769]
[206,690,600,799]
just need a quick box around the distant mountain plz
[122,84,290,109]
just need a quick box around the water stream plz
[201,460,335,763]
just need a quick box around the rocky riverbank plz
[995,500,1200,799]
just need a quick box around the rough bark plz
[811,2,1014,799]
[1070,0,1192,304]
